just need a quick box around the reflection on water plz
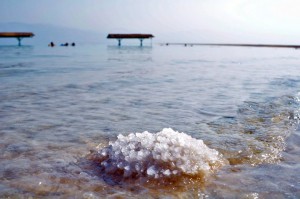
[107,46,153,63]
[0,45,300,198]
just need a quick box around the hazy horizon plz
[1,0,300,44]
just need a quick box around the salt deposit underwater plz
[90,128,225,185]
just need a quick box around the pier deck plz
[0,32,35,46]
[107,34,154,46]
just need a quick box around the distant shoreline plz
[161,43,300,49]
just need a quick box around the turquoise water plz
[0,44,300,198]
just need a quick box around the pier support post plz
[140,39,143,47]
[17,37,22,46]
[118,39,122,46]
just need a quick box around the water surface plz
[0,44,300,198]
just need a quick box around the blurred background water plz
[0,44,300,198]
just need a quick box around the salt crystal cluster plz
[97,128,223,179]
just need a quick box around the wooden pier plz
[107,34,154,46]
[0,32,35,46]
[163,43,300,49]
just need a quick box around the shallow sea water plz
[0,44,300,198]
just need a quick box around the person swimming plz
[59,42,76,47]
[48,42,55,47]
[60,42,69,46]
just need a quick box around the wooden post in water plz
[17,37,22,46]
[140,39,144,47]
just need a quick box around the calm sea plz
[0,44,300,198]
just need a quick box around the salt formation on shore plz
[95,128,224,180]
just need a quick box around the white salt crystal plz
[163,169,171,176]
[97,128,224,179]
[147,166,156,176]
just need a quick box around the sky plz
[1,0,300,43]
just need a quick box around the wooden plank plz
[0,32,34,38]
[107,34,154,39]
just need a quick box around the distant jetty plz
[107,34,154,46]
[0,32,34,46]
[163,43,300,49]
